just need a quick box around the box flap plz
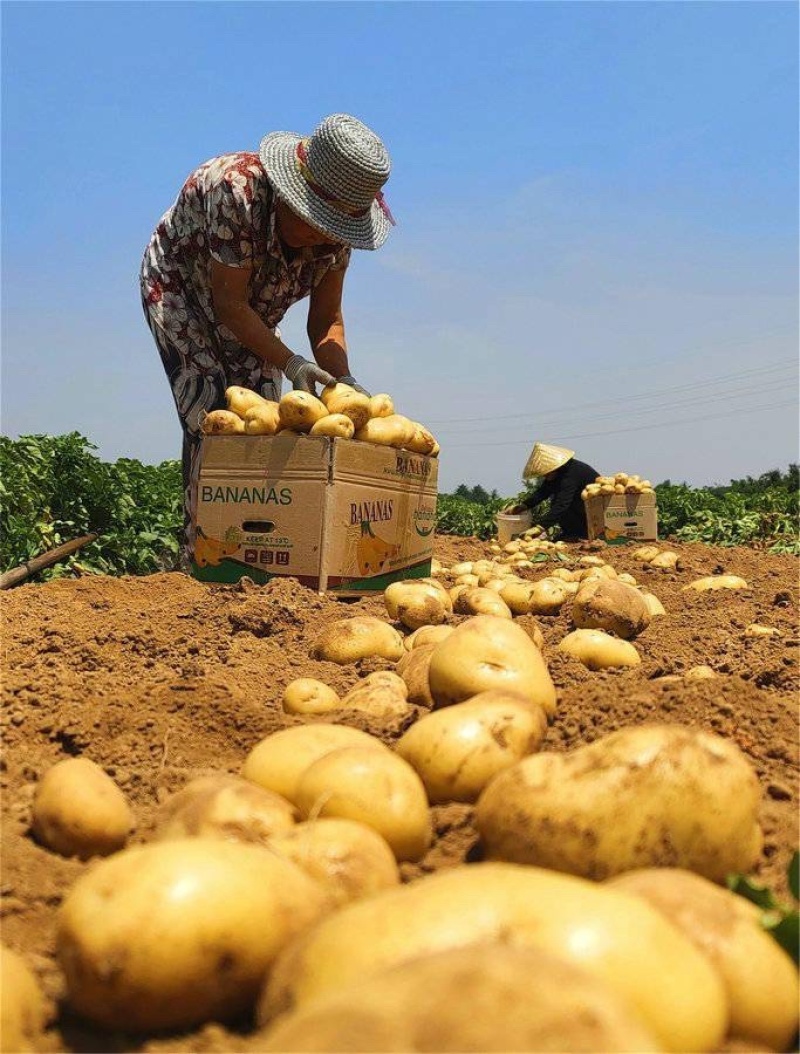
[199,435,329,479]
[331,439,438,493]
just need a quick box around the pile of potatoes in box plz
[4,551,796,1054]
[199,383,440,456]
[581,471,656,500]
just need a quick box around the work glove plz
[283,354,336,395]
[337,374,371,398]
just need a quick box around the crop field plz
[1,509,799,1051]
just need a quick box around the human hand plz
[338,374,371,398]
[283,354,336,395]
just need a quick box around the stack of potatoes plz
[199,383,439,457]
[581,472,655,501]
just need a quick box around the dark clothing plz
[522,459,598,539]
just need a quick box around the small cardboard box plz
[584,492,658,543]
[192,435,438,595]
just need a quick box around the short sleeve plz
[203,158,260,268]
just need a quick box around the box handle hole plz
[242,520,276,532]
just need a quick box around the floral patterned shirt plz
[140,152,351,351]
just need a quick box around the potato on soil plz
[56,838,331,1033]
[524,578,572,615]
[682,575,749,592]
[259,862,727,1053]
[338,671,411,719]
[30,757,134,861]
[649,551,679,570]
[395,691,548,803]
[474,724,762,884]
[403,624,454,651]
[294,747,432,862]
[282,678,340,716]
[572,579,652,640]
[557,628,640,669]
[309,413,355,439]
[396,644,436,708]
[633,545,661,562]
[428,616,557,717]
[384,580,451,630]
[252,944,661,1053]
[608,868,800,1051]
[152,774,297,845]
[641,591,666,617]
[279,391,329,432]
[311,616,404,664]
[266,818,400,906]
[744,623,780,637]
[453,587,513,619]
[685,665,717,680]
[0,944,50,1054]
[242,724,387,803]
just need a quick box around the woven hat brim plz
[523,444,575,479]
[259,131,390,251]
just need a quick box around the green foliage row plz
[0,434,182,578]
[1,435,797,582]
[439,466,799,552]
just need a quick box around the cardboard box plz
[192,435,438,594]
[584,492,658,543]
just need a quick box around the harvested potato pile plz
[199,383,440,455]
[581,472,655,499]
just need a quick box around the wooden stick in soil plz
[0,533,99,590]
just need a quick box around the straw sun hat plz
[523,442,576,479]
[259,113,395,251]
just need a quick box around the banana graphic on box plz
[194,526,241,568]
[356,520,400,576]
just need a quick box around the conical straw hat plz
[523,442,575,479]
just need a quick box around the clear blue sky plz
[2,0,797,496]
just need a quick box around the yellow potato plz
[404,423,438,456]
[200,409,245,435]
[641,592,666,617]
[557,629,641,669]
[260,862,727,1053]
[57,839,331,1032]
[428,615,557,717]
[338,671,411,719]
[282,678,341,716]
[309,413,355,439]
[354,415,415,448]
[252,944,661,1053]
[633,545,661,562]
[384,580,451,630]
[266,818,400,906]
[225,385,273,417]
[0,945,50,1054]
[403,624,454,651]
[278,391,329,432]
[453,587,513,619]
[30,757,134,860]
[649,551,679,570]
[572,579,651,640]
[243,402,281,435]
[474,724,762,883]
[525,578,572,615]
[311,616,404,664]
[682,575,749,592]
[368,393,394,418]
[744,623,780,637]
[395,644,436,707]
[152,774,297,844]
[609,868,799,1051]
[684,665,717,680]
[242,724,386,803]
[319,385,371,430]
[294,747,432,862]
[395,691,548,803]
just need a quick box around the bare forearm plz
[310,320,349,378]
[216,302,293,371]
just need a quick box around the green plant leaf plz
[763,910,800,966]
[788,851,799,902]
[726,873,780,911]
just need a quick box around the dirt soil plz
[2,536,798,1053]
